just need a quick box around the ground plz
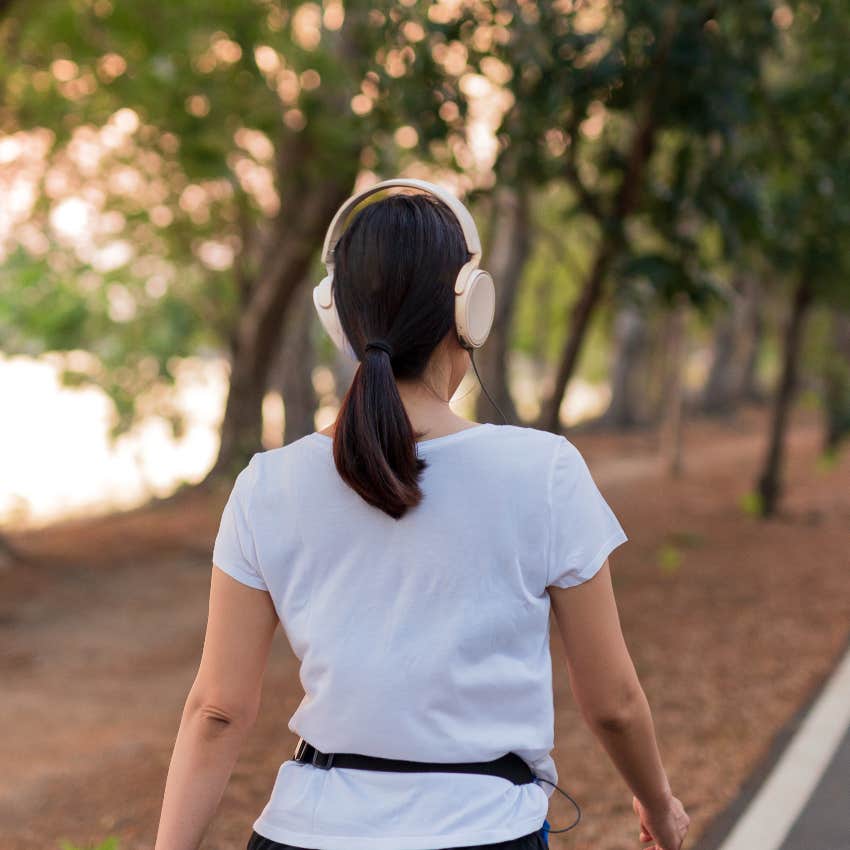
[1,403,848,850]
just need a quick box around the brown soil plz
[1,404,848,850]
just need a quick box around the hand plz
[632,793,690,850]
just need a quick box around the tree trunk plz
[822,310,850,455]
[535,5,681,434]
[658,292,689,477]
[205,9,363,480]
[701,289,742,416]
[701,274,763,415]
[473,184,531,425]
[738,275,766,404]
[756,275,815,517]
[600,298,653,428]
[208,175,355,480]
[535,241,616,433]
[277,280,320,445]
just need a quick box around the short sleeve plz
[212,454,268,591]
[546,437,628,589]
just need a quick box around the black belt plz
[293,737,536,786]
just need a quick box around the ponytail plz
[328,194,468,519]
[333,339,426,519]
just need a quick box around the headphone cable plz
[533,776,582,833]
[467,346,510,425]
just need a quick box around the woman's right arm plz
[548,559,690,850]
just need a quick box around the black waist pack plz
[293,737,536,785]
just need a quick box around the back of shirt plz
[213,422,628,850]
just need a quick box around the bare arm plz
[154,566,278,850]
[548,559,672,811]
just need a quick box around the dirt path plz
[1,404,848,850]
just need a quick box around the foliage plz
[58,837,119,850]
[656,541,683,575]
[0,0,468,439]
[1,0,848,444]
[466,1,779,319]
[755,0,850,302]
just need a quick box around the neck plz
[394,379,465,438]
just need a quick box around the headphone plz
[312,178,496,363]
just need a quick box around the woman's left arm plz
[154,565,279,850]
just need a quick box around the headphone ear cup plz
[456,268,495,349]
[314,273,334,309]
[313,274,358,362]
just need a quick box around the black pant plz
[246,825,548,850]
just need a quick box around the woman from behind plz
[154,183,689,850]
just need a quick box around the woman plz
[153,182,689,850]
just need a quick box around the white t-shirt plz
[212,422,628,850]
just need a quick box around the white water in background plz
[0,351,608,531]
[0,351,230,530]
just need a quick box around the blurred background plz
[1,2,848,850]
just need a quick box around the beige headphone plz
[312,178,496,362]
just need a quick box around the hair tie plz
[364,339,393,358]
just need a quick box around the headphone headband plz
[313,175,495,359]
[320,178,482,268]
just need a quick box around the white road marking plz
[717,645,850,850]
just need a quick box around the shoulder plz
[487,423,570,457]
[479,424,571,482]
[487,423,561,446]
[485,426,594,494]
[233,435,317,501]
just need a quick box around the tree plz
[0,1,475,478]
[753,0,850,516]
[819,312,850,456]
[463,1,777,434]
[473,184,530,424]
[699,274,764,416]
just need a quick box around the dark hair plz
[330,192,470,520]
